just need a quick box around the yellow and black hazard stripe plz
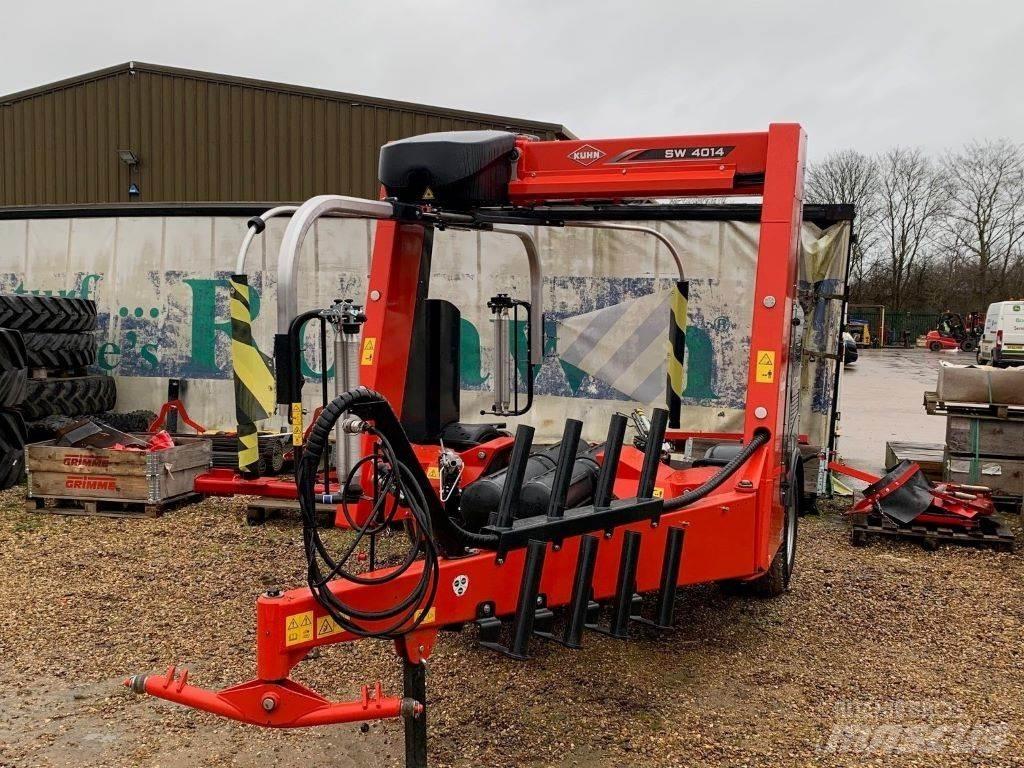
[230,274,276,474]
[666,280,689,428]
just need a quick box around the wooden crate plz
[945,454,1024,501]
[26,435,212,506]
[946,415,1024,459]
[884,441,945,482]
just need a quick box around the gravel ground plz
[0,488,1021,768]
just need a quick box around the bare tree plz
[941,139,1024,307]
[806,150,880,286]
[877,148,950,312]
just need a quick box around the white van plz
[977,301,1024,367]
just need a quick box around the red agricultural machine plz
[830,459,1013,551]
[126,125,809,765]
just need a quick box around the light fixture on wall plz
[117,149,141,198]
[117,149,139,167]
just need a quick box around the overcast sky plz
[1,1,1021,162]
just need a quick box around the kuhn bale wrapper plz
[127,125,808,766]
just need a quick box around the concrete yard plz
[0,348,1021,768]
[837,346,963,473]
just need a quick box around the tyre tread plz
[19,375,116,421]
[0,294,97,333]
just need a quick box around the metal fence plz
[847,306,937,346]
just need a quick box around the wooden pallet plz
[924,390,1024,420]
[245,498,337,528]
[25,491,202,519]
[850,512,1015,552]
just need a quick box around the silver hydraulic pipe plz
[489,226,544,366]
[234,205,300,275]
[492,304,510,413]
[333,327,363,492]
[563,221,685,280]
[276,195,395,338]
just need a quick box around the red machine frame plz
[129,124,806,745]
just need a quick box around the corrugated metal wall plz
[0,64,565,206]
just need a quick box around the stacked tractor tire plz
[0,295,115,490]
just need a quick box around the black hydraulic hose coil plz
[662,428,771,511]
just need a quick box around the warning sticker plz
[426,466,440,480]
[285,611,314,647]
[652,487,665,499]
[416,607,436,625]
[361,337,377,366]
[755,350,776,383]
[291,402,304,446]
[317,615,343,639]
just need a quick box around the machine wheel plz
[959,338,977,353]
[748,491,798,597]
[0,410,27,490]
[976,349,984,365]
[0,330,27,409]
[21,331,97,369]
[19,375,116,421]
[0,294,97,333]
[928,340,943,351]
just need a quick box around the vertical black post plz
[652,526,685,628]
[593,414,627,508]
[507,539,547,659]
[547,419,583,519]
[666,279,689,428]
[319,317,331,491]
[493,425,535,528]
[637,408,668,499]
[562,534,599,649]
[607,531,641,639]
[166,379,181,433]
[403,658,428,768]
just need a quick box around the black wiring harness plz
[297,389,440,639]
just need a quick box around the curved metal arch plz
[563,221,684,280]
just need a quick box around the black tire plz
[25,414,74,444]
[959,338,977,353]
[0,330,27,408]
[0,294,97,333]
[19,375,116,421]
[928,341,943,352]
[0,410,27,490]
[748,491,798,597]
[92,409,156,434]
[24,410,155,443]
[21,331,97,369]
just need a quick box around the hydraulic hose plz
[297,388,440,639]
[662,428,770,511]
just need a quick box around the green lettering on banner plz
[184,277,262,375]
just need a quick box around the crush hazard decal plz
[609,145,735,163]
[452,574,469,597]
